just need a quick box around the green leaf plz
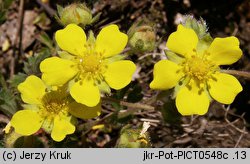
[127,84,143,103]
[0,73,7,89]
[37,32,54,50]
[164,50,184,64]
[8,73,27,88]
[159,99,181,125]
[112,84,130,100]
[0,0,14,24]
[90,12,101,24]
[110,85,131,112]
[3,0,14,8]
[0,88,18,116]
[56,4,64,17]
[156,90,181,124]
[13,136,44,148]
[0,12,6,24]
[23,47,51,75]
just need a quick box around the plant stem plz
[221,70,250,80]
[102,97,155,110]
[77,98,155,132]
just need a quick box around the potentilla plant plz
[10,75,101,142]
[150,17,243,115]
[40,24,136,107]
[3,4,250,147]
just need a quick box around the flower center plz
[76,45,107,81]
[183,55,216,81]
[40,91,68,119]
[80,54,102,73]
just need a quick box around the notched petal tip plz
[208,73,243,104]
[207,36,243,65]
[51,116,75,142]
[176,81,210,116]
[55,24,87,56]
[11,110,43,136]
[18,75,46,105]
[40,57,78,86]
[96,24,128,58]
[70,79,101,107]
[166,24,198,58]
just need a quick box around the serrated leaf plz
[0,88,18,116]
[23,47,51,75]
[37,32,54,50]
[8,73,27,88]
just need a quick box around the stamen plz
[183,55,217,82]
[39,91,69,120]
[76,45,108,82]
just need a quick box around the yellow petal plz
[18,75,46,104]
[40,57,78,86]
[176,81,210,115]
[95,24,128,58]
[150,60,184,90]
[207,37,242,65]
[70,79,100,107]
[208,72,242,104]
[166,24,198,58]
[68,102,102,119]
[104,60,136,90]
[11,110,43,135]
[55,24,86,56]
[51,116,75,142]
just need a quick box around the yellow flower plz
[40,24,136,107]
[10,75,101,142]
[150,24,243,115]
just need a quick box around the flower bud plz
[182,15,211,40]
[128,24,156,53]
[116,124,151,148]
[57,3,92,27]
[182,15,213,47]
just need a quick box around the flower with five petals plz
[11,75,101,141]
[150,24,243,115]
[40,24,136,107]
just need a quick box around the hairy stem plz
[77,98,155,132]
[221,70,250,80]
[102,97,155,110]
